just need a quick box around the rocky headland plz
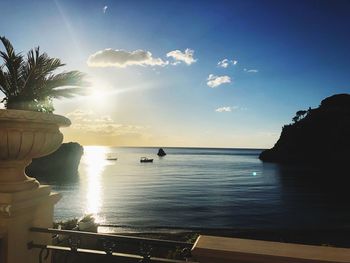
[259,94,350,165]
[26,142,84,180]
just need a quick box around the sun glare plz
[82,146,108,222]
[89,90,105,103]
[85,77,112,104]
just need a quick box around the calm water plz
[48,147,350,232]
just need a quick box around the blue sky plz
[1,0,349,147]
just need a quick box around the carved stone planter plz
[0,109,71,192]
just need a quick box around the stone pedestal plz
[0,185,61,263]
[0,109,71,263]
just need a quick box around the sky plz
[0,0,349,148]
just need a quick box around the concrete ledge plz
[0,185,61,217]
[191,235,350,263]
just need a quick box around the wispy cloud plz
[87,49,168,68]
[103,5,108,13]
[244,68,259,73]
[66,109,147,136]
[215,106,239,112]
[215,107,232,112]
[217,58,238,68]
[207,74,231,88]
[218,59,229,68]
[166,48,196,65]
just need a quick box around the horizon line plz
[74,144,267,150]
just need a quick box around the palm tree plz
[0,36,88,112]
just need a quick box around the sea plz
[46,147,350,233]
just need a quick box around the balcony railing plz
[28,227,196,263]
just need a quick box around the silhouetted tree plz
[0,36,88,112]
[293,110,308,123]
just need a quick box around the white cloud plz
[244,68,258,73]
[217,59,238,68]
[215,107,232,112]
[215,106,239,112]
[87,49,168,68]
[218,59,229,68]
[171,61,181,66]
[103,5,108,13]
[166,48,196,65]
[207,74,231,88]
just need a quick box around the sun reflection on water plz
[82,146,107,223]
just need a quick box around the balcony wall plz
[192,235,350,263]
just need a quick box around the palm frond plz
[46,87,87,99]
[0,36,24,95]
[36,49,64,77]
[0,37,88,112]
[42,70,87,88]
[0,37,15,58]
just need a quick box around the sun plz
[85,77,115,105]
[89,90,105,102]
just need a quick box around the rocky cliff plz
[26,142,84,179]
[259,94,350,164]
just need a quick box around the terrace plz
[1,182,350,262]
[0,102,349,263]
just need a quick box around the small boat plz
[106,154,118,161]
[140,157,153,163]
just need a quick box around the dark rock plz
[26,142,84,179]
[157,148,166,157]
[259,94,350,165]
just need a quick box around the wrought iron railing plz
[28,227,196,263]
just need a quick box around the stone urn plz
[0,109,71,192]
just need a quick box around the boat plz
[106,154,118,161]
[140,157,153,163]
